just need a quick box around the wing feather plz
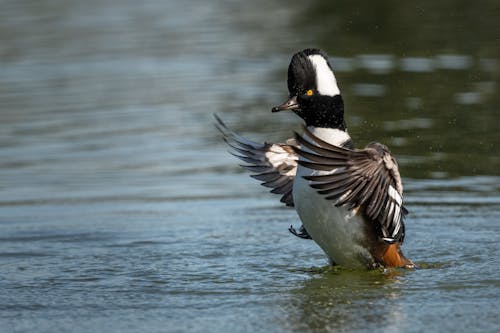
[215,114,297,207]
[293,126,408,243]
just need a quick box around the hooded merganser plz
[216,48,413,269]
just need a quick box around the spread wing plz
[293,126,408,243]
[215,114,298,207]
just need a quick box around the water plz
[1,0,500,332]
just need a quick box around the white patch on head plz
[308,54,340,96]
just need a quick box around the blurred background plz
[1,1,499,332]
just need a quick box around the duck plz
[216,48,413,269]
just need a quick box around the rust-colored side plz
[380,244,413,268]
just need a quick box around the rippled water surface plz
[1,1,500,332]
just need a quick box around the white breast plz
[293,127,372,267]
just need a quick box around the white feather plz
[392,208,402,237]
[388,185,402,205]
[307,126,350,146]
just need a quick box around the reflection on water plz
[1,0,500,332]
[284,268,405,332]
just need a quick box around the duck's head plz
[272,48,346,130]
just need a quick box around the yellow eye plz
[306,89,314,96]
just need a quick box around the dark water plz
[1,0,500,332]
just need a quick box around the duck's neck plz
[298,95,346,129]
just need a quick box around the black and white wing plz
[293,126,408,243]
[215,115,298,207]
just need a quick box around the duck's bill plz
[271,96,299,112]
